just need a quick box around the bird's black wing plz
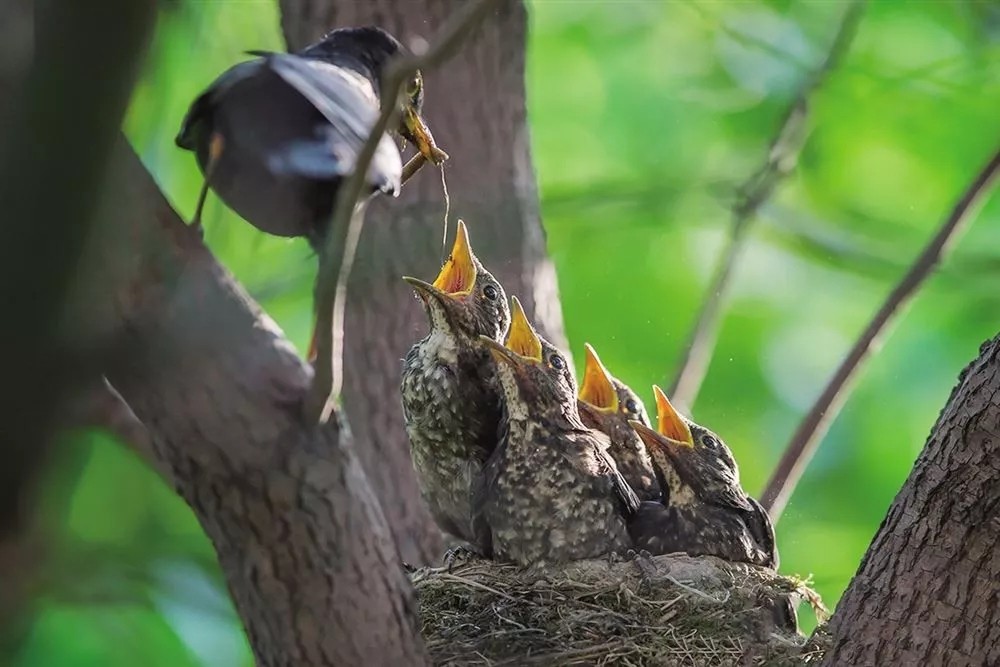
[176,60,265,150]
[255,51,402,194]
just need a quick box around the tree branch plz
[667,0,867,411]
[304,0,504,424]
[760,145,1000,521]
[100,140,427,665]
[820,332,1000,664]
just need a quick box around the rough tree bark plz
[99,142,427,666]
[280,0,566,565]
[823,333,1000,665]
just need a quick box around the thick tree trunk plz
[99,143,427,667]
[279,0,566,565]
[823,333,1000,665]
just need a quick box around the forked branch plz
[761,145,1000,521]
[667,0,867,411]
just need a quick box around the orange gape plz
[432,220,476,296]
[434,266,470,294]
[652,385,694,445]
[504,297,543,362]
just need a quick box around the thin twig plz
[303,0,503,424]
[401,153,429,185]
[664,575,729,604]
[435,572,519,602]
[667,0,867,412]
[761,146,1000,521]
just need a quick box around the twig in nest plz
[303,0,503,424]
[435,572,519,602]
[666,0,867,412]
[761,145,1000,521]
[665,575,730,604]
[400,153,428,186]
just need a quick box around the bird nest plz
[412,553,828,666]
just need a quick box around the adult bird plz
[628,386,777,570]
[176,25,447,244]
[577,343,660,501]
[479,298,639,565]
[401,220,510,556]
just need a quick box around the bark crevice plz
[823,333,1000,666]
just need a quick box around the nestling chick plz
[577,343,660,501]
[401,221,509,555]
[628,386,777,569]
[480,298,639,565]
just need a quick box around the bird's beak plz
[403,105,448,165]
[506,296,543,363]
[431,219,476,297]
[578,343,618,413]
[629,418,692,472]
[652,385,694,446]
[629,418,691,485]
[402,275,452,308]
[479,335,521,369]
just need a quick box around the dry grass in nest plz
[413,553,826,666]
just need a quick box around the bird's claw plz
[443,545,477,571]
[633,550,658,582]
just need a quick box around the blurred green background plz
[13,1,1000,664]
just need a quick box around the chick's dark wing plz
[592,432,640,516]
[745,496,778,569]
[705,483,755,514]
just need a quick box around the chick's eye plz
[701,435,718,449]
[549,354,565,370]
[624,399,639,414]
[483,284,498,300]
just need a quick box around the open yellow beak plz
[578,343,618,412]
[505,296,543,362]
[652,385,693,446]
[431,220,476,296]
[403,106,449,165]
